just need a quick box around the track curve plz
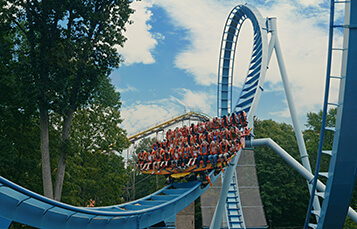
[0,4,267,229]
[1,2,355,229]
[0,170,222,228]
[217,4,268,124]
[215,4,268,229]
[314,2,357,228]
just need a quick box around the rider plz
[137,150,144,171]
[230,112,239,127]
[173,146,180,169]
[238,110,247,128]
[221,115,230,129]
[161,147,171,169]
[208,141,218,167]
[187,143,199,167]
[212,117,221,130]
[230,126,239,141]
[152,149,161,174]
[144,149,154,171]
[182,143,190,169]
[219,139,230,166]
[197,121,206,134]
[197,139,209,168]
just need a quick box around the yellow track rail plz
[128,111,211,143]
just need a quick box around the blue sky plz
[112,0,344,136]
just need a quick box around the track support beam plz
[249,138,357,223]
[267,18,321,219]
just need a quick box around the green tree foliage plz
[304,109,357,228]
[254,118,310,227]
[254,109,357,227]
[60,89,130,207]
[0,7,41,193]
[1,0,133,200]
[62,149,128,207]
[304,108,336,174]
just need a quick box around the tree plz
[61,87,130,206]
[254,118,309,227]
[304,108,336,173]
[304,109,357,227]
[0,5,42,193]
[1,0,133,200]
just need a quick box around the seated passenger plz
[208,141,218,167]
[197,121,206,134]
[182,144,190,169]
[187,143,199,167]
[221,128,232,141]
[230,112,239,127]
[198,133,206,144]
[173,146,180,168]
[197,139,209,168]
[181,125,190,137]
[137,150,144,171]
[238,110,247,127]
[143,149,154,171]
[189,134,197,146]
[219,139,230,166]
[161,139,167,150]
[152,140,159,152]
[190,123,197,136]
[178,145,184,169]
[158,147,166,169]
[162,147,171,169]
[221,115,230,129]
[230,126,239,141]
[205,120,214,132]
[212,117,221,130]
[212,129,220,142]
[152,149,160,173]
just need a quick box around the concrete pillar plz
[200,149,267,228]
[237,149,267,228]
[175,202,195,229]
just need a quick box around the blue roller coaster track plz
[213,4,268,229]
[0,2,356,229]
[304,1,357,228]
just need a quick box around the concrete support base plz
[201,149,267,228]
[175,202,195,229]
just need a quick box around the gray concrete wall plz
[200,178,227,228]
[238,149,267,228]
[200,149,267,228]
[176,202,195,229]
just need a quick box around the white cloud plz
[177,1,338,116]
[119,0,344,130]
[297,0,323,7]
[150,0,336,118]
[121,88,216,135]
[154,0,234,86]
[174,88,216,114]
[121,99,180,135]
[116,84,139,93]
[117,1,163,65]
[258,2,341,116]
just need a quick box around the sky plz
[112,0,345,136]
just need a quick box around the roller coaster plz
[0,2,356,228]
